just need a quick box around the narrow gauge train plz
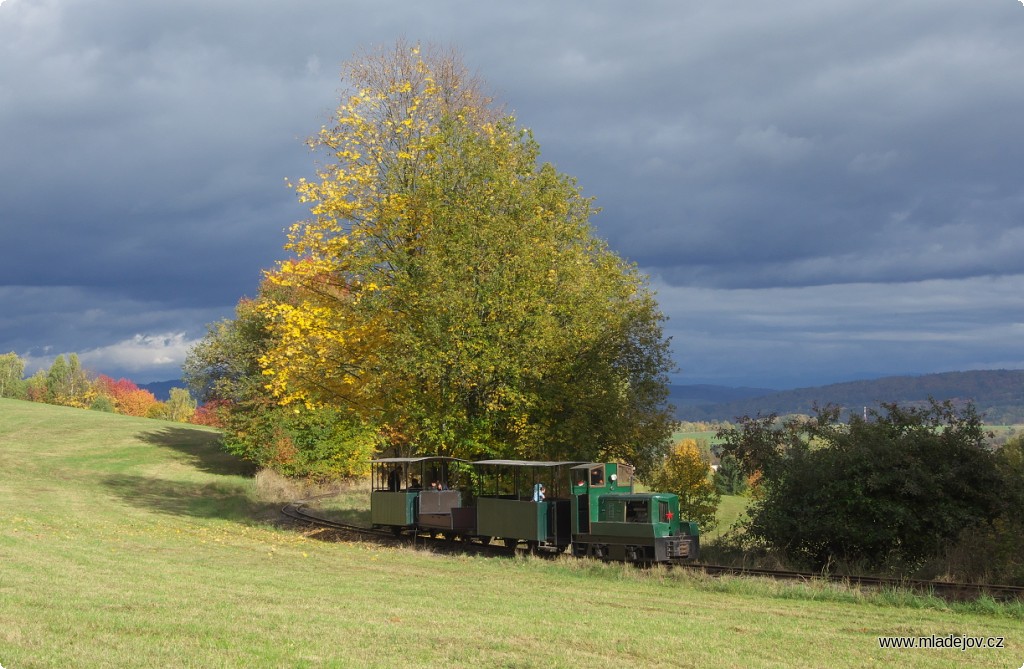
[370,456,700,563]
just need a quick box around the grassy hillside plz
[1,398,1021,668]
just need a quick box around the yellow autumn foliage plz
[648,439,720,532]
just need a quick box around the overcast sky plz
[2,0,1023,389]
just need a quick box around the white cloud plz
[77,333,198,379]
[23,332,198,380]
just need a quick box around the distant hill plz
[673,370,1024,424]
[139,380,187,402]
[668,384,777,407]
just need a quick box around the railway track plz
[281,501,511,557]
[281,501,391,538]
[282,501,1024,603]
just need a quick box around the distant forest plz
[672,370,1024,424]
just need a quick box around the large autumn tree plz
[257,41,676,475]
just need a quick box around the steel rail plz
[281,501,512,557]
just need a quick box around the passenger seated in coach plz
[532,483,546,502]
[410,478,422,490]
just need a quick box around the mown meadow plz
[1,398,1021,668]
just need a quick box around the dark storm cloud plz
[658,274,1024,387]
[1,0,1022,385]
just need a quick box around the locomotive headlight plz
[610,474,617,481]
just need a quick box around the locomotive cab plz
[570,462,633,535]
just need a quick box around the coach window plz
[497,466,516,498]
[589,466,605,487]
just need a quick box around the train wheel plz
[477,536,492,546]
[526,540,539,554]
[502,537,518,550]
[391,526,403,537]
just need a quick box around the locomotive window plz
[659,501,670,523]
[616,465,633,488]
[589,467,605,487]
[625,500,649,523]
[598,498,625,522]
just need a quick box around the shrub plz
[717,401,1004,572]
[90,395,116,413]
[222,402,379,481]
[713,454,746,495]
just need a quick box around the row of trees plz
[184,42,678,481]
[0,351,197,422]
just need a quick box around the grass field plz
[708,494,750,539]
[1,398,1022,668]
[671,429,720,450]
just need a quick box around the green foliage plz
[976,435,1024,583]
[183,298,270,406]
[165,387,197,423]
[46,354,68,401]
[219,402,378,480]
[0,351,26,399]
[25,369,47,402]
[717,400,1005,571]
[648,439,720,531]
[89,395,116,413]
[44,353,92,407]
[713,454,747,495]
